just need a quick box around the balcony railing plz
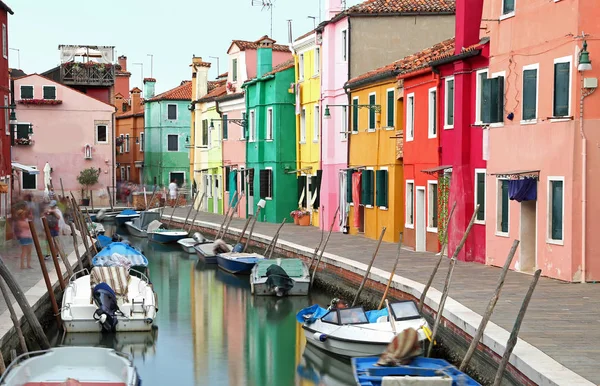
[60,63,115,86]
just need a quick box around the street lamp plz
[323,103,381,119]
[578,40,592,72]
[209,117,247,130]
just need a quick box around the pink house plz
[12,74,115,205]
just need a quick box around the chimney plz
[131,87,142,113]
[256,36,274,78]
[114,93,125,113]
[143,78,156,99]
[118,55,127,72]
[326,0,343,19]
[455,0,484,55]
[192,56,211,99]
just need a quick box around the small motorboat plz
[195,238,232,264]
[146,220,188,244]
[297,299,431,358]
[92,242,148,271]
[251,258,310,296]
[0,346,141,385]
[116,209,140,227]
[61,266,157,333]
[216,251,265,274]
[125,211,161,238]
[87,221,105,236]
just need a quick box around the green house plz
[143,78,192,189]
[242,37,296,223]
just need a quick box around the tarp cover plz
[366,308,389,323]
[265,264,295,293]
[146,220,163,233]
[296,304,328,324]
[90,267,130,296]
[119,209,138,216]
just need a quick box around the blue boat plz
[115,209,140,227]
[147,229,188,244]
[352,356,481,386]
[216,252,265,274]
[92,242,148,269]
[96,235,113,249]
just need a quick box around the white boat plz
[61,266,158,333]
[124,211,161,238]
[0,347,140,385]
[297,300,430,357]
[177,238,199,254]
[87,222,105,236]
[250,258,310,296]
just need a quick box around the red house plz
[0,1,12,219]
[399,38,455,253]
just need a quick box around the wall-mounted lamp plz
[579,40,592,72]
[186,135,190,144]
[209,121,215,130]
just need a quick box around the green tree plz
[77,167,100,200]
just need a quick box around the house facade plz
[12,74,115,205]
[243,38,297,223]
[0,1,12,220]
[293,30,321,227]
[115,87,144,184]
[143,78,191,189]
[484,0,600,282]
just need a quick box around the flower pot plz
[0,183,8,193]
[81,198,90,206]
[293,216,299,225]
[298,215,310,226]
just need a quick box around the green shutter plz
[481,77,492,124]
[346,169,354,202]
[553,63,570,117]
[551,181,563,240]
[20,86,33,99]
[387,90,394,127]
[361,170,374,206]
[367,170,374,206]
[352,99,359,132]
[501,180,509,233]
[492,76,504,123]
[16,124,29,139]
[242,112,248,139]
[476,172,485,221]
[522,69,537,120]
[222,114,228,140]
[369,94,376,129]
[376,170,388,207]
[232,59,238,81]
[202,120,208,146]
[43,86,56,100]
[432,184,438,228]
[503,0,514,14]
[446,80,454,126]
[229,170,238,207]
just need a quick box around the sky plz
[8,0,361,94]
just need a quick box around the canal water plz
[50,224,356,386]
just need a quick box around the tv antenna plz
[252,0,275,37]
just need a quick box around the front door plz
[416,187,426,252]
[213,175,219,213]
[170,172,184,187]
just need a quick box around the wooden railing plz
[60,65,115,86]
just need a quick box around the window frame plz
[167,134,179,152]
[376,167,389,210]
[475,69,489,124]
[314,47,320,75]
[125,134,130,153]
[552,55,573,120]
[496,177,510,237]
[428,87,437,139]
[21,166,37,190]
[20,85,34,100]
[265,167,273,200]
[249,110,256,143]
[351,97,359,134]
[341,105,348,141]
[406,93,415,141]
[42,85,56,100]
[367,93,376,132]
[500,0,516,19]
[385,88,395,130]
[313,105,319,143]
[266,108,273,141]
[444,77,454,129]
[547,176,565,245]
[140,132,144,152]
[521,63,539,124]
[222,113,228,140]
[299,53,305,81]
[489,71,506,127]
[427,180,438,232]
[405,180,415,229]
[300,107,306,143]
[167,104,178,120]
[1,24,6,60]
[95,124,108,144]
[341,30,347,62]
[474,168,486,225]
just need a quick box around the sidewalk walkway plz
[167,208,598,385]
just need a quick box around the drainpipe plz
[111,110,116,205]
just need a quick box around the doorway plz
[213,174,219,213]
[520,200,537,272]
[203,174,209,211]
[416,187,426,252]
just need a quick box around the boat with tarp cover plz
[250,258,310,296]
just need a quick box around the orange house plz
[115,87,144,184]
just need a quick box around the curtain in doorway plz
[229,170,237,208]
[352,171,362,228]
[508,177,537,202]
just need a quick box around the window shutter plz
[503,0,515,14]
[346,169,353,203]
[242,113,248,139]
[222,116,228,140]
[352,99,359,132]
[522,70,537,120]
[387,91,394,127]
[232,59,238,81]
[43,87,56,100]
[298,175,307,207]
[481,77,492,124]
[476,173,485,221]
[225,167,231,192]
[376,170,388,207]
[432,184,438,228]
[312,170,323,209]
[493,76,505,123]
[369,94,376,129]
[361,170,374,206]
[501,180,509,233]
[259,169,269,198]
[239,170,245,193]
[248,168,255,196]
[447,80,454,125]
[16,124,29,139]
[553,63,570,117]
[551,181,563,240]
[367,170,374,206]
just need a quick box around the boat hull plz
[63,317,154,333]
[194,242,229,264]
[125,221,147,238]
[116,214,139,227]
[148,231,188,244]
[216,255,261,274]
[177,238,198,254]
[303,327,390,357]
[252,279,309,296]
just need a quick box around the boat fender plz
[145,317,153,324]
[313,332,327,342]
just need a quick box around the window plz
[20,85,33,100]
[497,179,509,234]
[260,168,273,199]
[300,108,306,143]
[313,105,319,142]
[16,124,29,139]
[481,73,505,124]
[406,181,414,227]
[553,56,571,118]
[249,110,256,142]
[444,77,454,128]
[376,169,388,208]
[96,124,108,143]
[522,64,539,122]
[120,167,125,181]
[299,54,305,80]
[314,48,320,75]
[386,89,394,128]
[222,114,228,140]
[406,93,414,141]
[428,88,437,138]
[242,112,247,139]
[167,134,178,151]
[225,166,231,192]
[360,169,374,207]
[140,132,145,152]
[167,104,177,120]
[126,166,131,181]
[232,58,238,82]
[266,108,273,141]
[548,178,564,242]
[352,97,359,133]
[208,121,213,149]
[475,69,488,123]
[125,134,130,153]
[2,24,6,59]
[119,134,124,153]
[475,169,486,223]
[201,119,208,147]
[342,30,347,61]
[368,93,376,131]
[4,95,8,135]
[427,181,438,231]
[22,168,37,190]
[43,86,56,100]
[341,106,348,140]
[502,0,515,15]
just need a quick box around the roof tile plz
[347,0,455,14]
[147,80,192,101]
[229,37,290,53]
[263,58,295,77]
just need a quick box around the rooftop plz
[228,36,290,53]
[147,80,192,102]
[346,0,455,14]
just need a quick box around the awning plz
[490,170,540,179]
[421,165,452,175]
[12,162,40,175]
[134,161,144,168]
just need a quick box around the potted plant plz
[77,167,100,206]
[290,209,311,226]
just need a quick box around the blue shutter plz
[229,169,238,207]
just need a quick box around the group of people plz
[117,180,183,208]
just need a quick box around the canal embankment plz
[164,209,596,386]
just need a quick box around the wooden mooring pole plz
[0,275,28,355]
[243,203,265,252]
[187,193,205,233]
[68,222,85,273]
[220,193,241,238]
[264,219,286,258]
[41,217,66,291]
[492,269,541,386]
[427,205,479,358]
[460,239,520,371]
[352,227,386,307]
[378,232,403,310]
[181,191,198,232]
[309,206,338,272]
[309,207,339,289]
[235,215,253,246]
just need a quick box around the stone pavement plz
[167,208,598,385]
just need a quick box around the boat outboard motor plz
[213,239,231,255]
[232,243,244,253]
[92,282,121,333]
[265,265,295,297]
[192,232,206,244]
[111,234,123,242]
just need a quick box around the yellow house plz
[293,30,321,227]
[345,62,404,243]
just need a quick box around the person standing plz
[45,200,66,261]
[14,208,33,269]
[168,179,178,207]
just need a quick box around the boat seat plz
[90,267,130,297]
